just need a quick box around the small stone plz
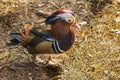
[35,57,45,63]
[111,29,120,34]
[104,70,109,75]
[117,0,120,3]
[64,69,69,73]
[48,61,56,65]
[79,21,87,25]
[115,16,120,22]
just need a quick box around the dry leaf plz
[0,50,9,59]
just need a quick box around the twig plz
[46,1,60,9]
[36,10,51,18]
[5,6,10,14]
[0,63,11,70]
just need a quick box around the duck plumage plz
[7,9,80,64]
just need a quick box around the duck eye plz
[66,18,72,23]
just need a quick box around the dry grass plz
[0,0,120,80]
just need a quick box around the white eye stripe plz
[57,13,75,23]
[57,13,72,18]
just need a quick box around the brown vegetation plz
[0,0,120,80]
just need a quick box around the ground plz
[0,0,120,80]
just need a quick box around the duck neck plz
[58,31,75,51]
[51,21,75,51]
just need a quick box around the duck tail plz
[7,33,22,45]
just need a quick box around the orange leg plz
[34,55,57,65]
[48,56,56,62]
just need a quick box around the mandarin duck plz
[8,9,80,65]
